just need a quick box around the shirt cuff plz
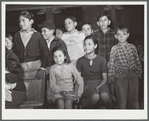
[40,67,46,70]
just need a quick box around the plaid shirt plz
[108,41,142,83]
[93,28,117,62]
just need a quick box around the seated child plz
[49,47,84,109]
[108,25,142,109]
[77,35,112,109]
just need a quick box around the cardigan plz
[13,31,49,68]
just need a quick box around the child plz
[13,11,49,79]
[5,33,13,50]
[81,22,93,37]
[61,16,85,66]
[5,46,26,108]
[38,20,68,68]
[77,35,112,109]
[55,26,66,39]
[49,47,84,109]
[93,11,117,63]
[108,25,142,109]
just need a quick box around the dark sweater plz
[6,50,26,91]
[48,36,68,66]
[13,31,49,68]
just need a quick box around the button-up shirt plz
[93,28,117,62]
[108,41,142,83]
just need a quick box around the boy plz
[55,26,66,39]
[61,16,85,66]
[93,11,117,63]
[81,22,93,37]
[108,25,142,109]
[38,20,68,67]
[38,20,68,108]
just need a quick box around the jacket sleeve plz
[38,33,49,68]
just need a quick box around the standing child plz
[77,35,112,109]
[81,22,93,37]
[61,16,85,66]
[13,11,49,79]
[93,11,117,63]
[55,26,66,39]
[108,25,142,109]
[49,47,84,109]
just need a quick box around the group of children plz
[5,10,142,109]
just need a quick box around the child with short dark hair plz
[61,16,85,66]
[49,47,84,109]
[55,26,66,39]
[81,22,93,37]
[108,25,142,109]
[93,11,117,63]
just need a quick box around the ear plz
[94,44,97,49]
[114,34,117,39]
[97,21,99,26]
[108,20,111,25]
[30,19,34,24]
[127,33,130,38]
[51,29,54,34]
[74,22,77,27]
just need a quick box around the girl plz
[49,47,84,109]
[76,35,112,109]
[81,22,93,37]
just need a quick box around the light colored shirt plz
[61,29,85,61]
[49,63,84,101]
[46,36,55,50]
[20,28,36,48]
[108,41,142,83]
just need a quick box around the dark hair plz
[97,11,111,21]
[64,16,77,22]
[115,25,129,34]
[56,26,66,33]
[19,11,34,21]
[52,47,71,64]
[81,21,93,30]
[84,35,99,54]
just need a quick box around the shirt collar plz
[20,28,36,34]
[118,41,128,47]
[46,36,55,43]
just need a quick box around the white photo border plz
[2,1,148,120]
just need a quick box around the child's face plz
[5,38,13,50]
[97,16,111,30]
[115,30,129,43]
[53,50,66,65]
[84,39,97,54]
[82,24,93,37]
[19,15,33,31]
[41,27,54,40]
[56,29,63,39]
[64,18,76,32]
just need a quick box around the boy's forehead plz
[82,24,91,28]
[41,27,51,31]
[117,29,128,34]
[65,18,73,22]
[99,15,108,20]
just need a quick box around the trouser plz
[5,90,26,109]
[115,69,139,109]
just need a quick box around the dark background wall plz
[6,5,144,46]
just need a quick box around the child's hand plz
[96,86,101,92]
[60,91,67,97]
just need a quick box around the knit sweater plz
[13,31,49,68]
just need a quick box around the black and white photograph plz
[2,1,148,120]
